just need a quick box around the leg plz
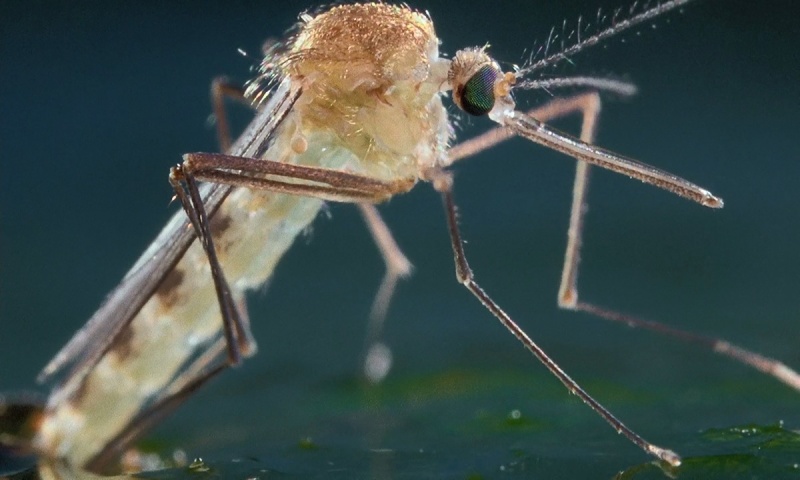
[446,93,800,392]
[210,76,249,153]
[169,170,250,366]
[208,80,414,381]
[446,93,603,165]
[175,152,409,202]
[429,169,681,467]
[169,153,409,366]
[357,204,413,383]
[159,78,258,366]
[551,96,800,392]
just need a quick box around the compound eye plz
[456,64,499,116]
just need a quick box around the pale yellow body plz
[36,4,453,469]
[29,0,773,472]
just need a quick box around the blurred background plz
[2,1,799,478]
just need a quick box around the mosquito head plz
[448,48,516,121]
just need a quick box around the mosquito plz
[3,0,799,475]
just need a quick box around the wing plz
[38,78,301,389]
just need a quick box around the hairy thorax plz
[280,3,453,182]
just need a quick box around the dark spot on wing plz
[110,322,136,363]
[68,372,92,406]
[156,267,185,308]
[67,322,135,407]
[210,213,232,239]
[209,213,233,253]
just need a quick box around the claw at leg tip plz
[650,445,682,467]
[364,342,393,384]
[701,190,724,209]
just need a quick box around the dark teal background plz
[2,1,799,478]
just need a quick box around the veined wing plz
[38,79,301,390]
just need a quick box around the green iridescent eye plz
[458,65,498,116]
